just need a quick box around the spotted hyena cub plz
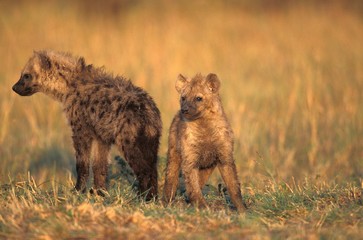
[163,73,246,212]
[12,50,162,200]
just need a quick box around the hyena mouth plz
[12,85,34,96]
[181,112,201,121]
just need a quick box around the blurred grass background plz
[0,0,362,187]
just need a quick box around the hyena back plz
[12,50,162,200]
[163,73,246,212]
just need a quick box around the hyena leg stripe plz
[93,141,111,190]
[73,136,93,192]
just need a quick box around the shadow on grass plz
[28,145,76,180]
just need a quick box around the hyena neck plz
[207,98,225,117]
[42,74,70,103]
[41,52,81,103]
[43,68,74,103]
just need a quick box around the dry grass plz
[0,0,362,238]
[0,173,362,239]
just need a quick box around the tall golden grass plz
[0,0,362,187]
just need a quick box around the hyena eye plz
[23,73,32,81]
[181,96,186,101]
[196,96,203,102]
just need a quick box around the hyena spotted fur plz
[12,50,162,200]
[163,73,246,213]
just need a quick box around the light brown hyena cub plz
[12,50,162,200]
[163,73,246,212]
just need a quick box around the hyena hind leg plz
[122,142,158,201]
[92,140,111,195]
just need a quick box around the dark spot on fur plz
[140,103,145,110]
[124,138,130,145]
[126,101,140,111]
[112,96,122,101]
[127,118,131,124]
[137,127,145,137]
[116,105,123,115]
[99,111,105,119]
[93,100,99,105]
[65,94,71,101]
[59,72,66,79]
[91,107,95,113]
[119,122,125,132]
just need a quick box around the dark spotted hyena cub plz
[12,50,162,200]
[163,73,246,212]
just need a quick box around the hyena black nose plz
[12,84,18,93]
[181,108,189,114]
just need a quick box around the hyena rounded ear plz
[175,74,188,93]
[206,73,220,93]
[36,51,52,70]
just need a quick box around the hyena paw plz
[89,188,109,197]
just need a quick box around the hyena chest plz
[195,141,220,169]
[183,127,224,169]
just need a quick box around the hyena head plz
[175,73,221,121]
[12,51,52,96]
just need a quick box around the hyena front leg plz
[93,140,110,194]
[182,159,207,208]
[217,161,246,213]
[163,137,182,203]
[72,135,93,192]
